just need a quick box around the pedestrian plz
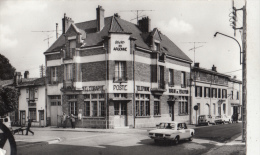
[62,112,67,128]
[231,114,234,123]
[70,114,76,129]
[25,116,34,135]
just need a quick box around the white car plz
[221,115,231,124]
[0,116,13,132]
[148,121,195,144]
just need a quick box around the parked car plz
[0,116,13,132]
[221,115,231,124]
[214,116,224,124]
[198,115,216,125]
[148,121,195,144]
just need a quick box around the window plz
[99,94,104,99]
[154,101,160,115]
[169,69,174,86]
[70,102,77,115]
[212,88,217,98]
[51,67,58,84]
[145,101,150,116]
[68,95,77,100]
[92,101,98,116]
[231,91,233,99]
[27,88,38,101]
[114,61,126,81]
[195,86,202,97]
[84,94,90,99]
[218,89,221,98]
[91,94,97,99]
[29,108,36,121]
[159,66,165,89]
[136,94,150,116]
[222,89,227,98]
[65,40,76,58]
[84,101,90,116]
[64,64,73,80]
[181,72,186,88]
[237,91,239,100]
[204,87,210,98]
[179,102,188,114]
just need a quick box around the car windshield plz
[157,123,175,129]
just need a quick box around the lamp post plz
[214,31,246,143]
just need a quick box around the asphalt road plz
[17,123,242,155]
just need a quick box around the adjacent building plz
[16,72,46,127]
[44,6,192,128]
[190,63,242,124]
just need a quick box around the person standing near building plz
[62,113,67,128]
[70,114,76,128]
[25,116,34,135]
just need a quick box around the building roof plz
[192,66,231,78]
[16,77,45,88]
[44,14,192,62]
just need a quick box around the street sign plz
[194,105,198,110]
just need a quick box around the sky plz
[0,0,246,80]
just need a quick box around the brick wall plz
[135,62,150,82]
[80,48,106,56]
[46,54,61,61]
[166,58,190,67]
[82,61,106,82]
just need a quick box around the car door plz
[183,123,191,138]
[177,123,186,139]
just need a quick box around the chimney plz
[62,13,74,34]
[56,23,58,39]
[14,72,22,86]
[24,71,29,79]
[96,5,105,32]
[212,65,217,72]
[138,17,151,33]
[114,13,120,18]
[194,63,200,67]
[233,75,237,79]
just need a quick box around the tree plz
[0,54,16,80]
[0,86,19,116]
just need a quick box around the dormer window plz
[155,42,160,51]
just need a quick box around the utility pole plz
[120,10,154,24]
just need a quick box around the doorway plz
[169,102,174,121]
[20,111,26,126]
[39,110,44,127]
[114,102,127,127]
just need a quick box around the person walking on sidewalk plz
[26,116,34,135]
[70,114,76,129]
[62,112,68,128]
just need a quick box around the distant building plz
[190,63,233,124]
[16,71,46,127]
[44,6,192,128]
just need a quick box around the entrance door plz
[39,110,44,127]
[20,111,26,126]
[50,103,62,126]
[114,102,127,127]
[169,102,174,121]
[218,104,221,115]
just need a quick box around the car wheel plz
[189,133,193,141]
[174,136,179,145]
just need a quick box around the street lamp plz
[214,32,243,64]
[213,31,246,143]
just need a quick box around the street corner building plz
[190,63,242,124]
[44,6,192,129]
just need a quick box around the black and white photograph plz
[0,0,259,155]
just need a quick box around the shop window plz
[99,101,105,116]
[29,108,36,121]
[154,101,160,116]
[84,101,90,116]
[114,103,120,115]
[92,101,98,116]
[114,61,126,82]
[169,69,174,86]
[70,102,77,115]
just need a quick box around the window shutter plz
[178,102,181,114]
[200,87,202,97]
[26,89,29,99]
[222,89,224,98]
[225,90,227,98]
[195,87,197,97]
[204,87,206,97]
[34,88,38,100]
